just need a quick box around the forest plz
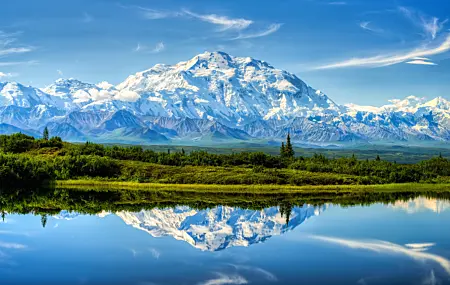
[0,132,449,187]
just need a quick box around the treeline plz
[0,133,449,186]
[3,187,449,228]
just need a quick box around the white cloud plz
[0,47,33,56]
[117,4,176,19]
[88,88,112,101]
[406,59,437,65]
[134,42,165,54]
[0,241,27,249]
[0,72,16,78]
[183,10,253,31]
[228,264,277,282]
[0,60,38,67]
[315,34,450,69]
[423,18,447,40]
[423,270,438,285]
[57,70,64,76]
[96,81,114,89]
[114,90,140,102]
[311,235,450,274]
[232,23,283,40]
[405,243,436,249]
[148,248,160,259]
[0,30,34,61]
[138,7,180,20]
[412,57,431,60]
[359,22,384,33]
[399,7,448,39]
[152,42,165,53]
[134,43,143,52]
[197,273,248,285]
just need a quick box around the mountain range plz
[53,204,324,251]
[116,205,324,251]
[1,51,449,144]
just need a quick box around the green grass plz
[56,180,450,194]
[114,160,376,185]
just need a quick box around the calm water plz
[0,196,449,285]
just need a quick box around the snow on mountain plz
[116,204,325,251]
[117,51,342,124]
[0,51,449,144]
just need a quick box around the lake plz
[0,189,449,285]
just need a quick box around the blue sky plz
[0,0,449,106]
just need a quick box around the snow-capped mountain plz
[0,51,449,144]
[116,205,325,251]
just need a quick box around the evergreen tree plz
[41,214,47,228]
[181,148,185,155]
[376,155,381,161]
[280,142,286,157]
[285,133,295,158]
[43,127,49,141]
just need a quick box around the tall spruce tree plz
[43,127,49,141]
[285,133,295,158]
[280,142,286,157]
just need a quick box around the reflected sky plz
[0,197,449,285]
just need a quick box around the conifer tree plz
[285,133,295,158]
[43,127,49,141]
[280,142,286,157]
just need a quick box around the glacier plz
[0,51,449,144]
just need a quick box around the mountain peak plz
[423,96,450,110]
[0,52,449,143]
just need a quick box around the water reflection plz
[115,205,325,251]
[0,191,449,285]
[390,197,450,213]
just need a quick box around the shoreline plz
[55,180,450,194]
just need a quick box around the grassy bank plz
[1,133,450,187]
[56,180,450,194]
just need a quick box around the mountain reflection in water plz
[1,189,450,285]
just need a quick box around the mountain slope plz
[0,52,449,144]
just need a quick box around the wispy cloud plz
[134,42,165,53]
[311,235,450,274]
[423,270,438,285]
[0,241,27,249]
[82,12,93,23]
[0,47,33,56]
[0,72,17,79]
[359,22,384,33]
[406,59,437,65]
[122,5,182,20]
[315,34,450,69]
[197,273,248,285]
[122,5,280,39]
[232,23,283,40]
[0,60,38,67]
[398,7,448,40]
[183,10,253,31]
[57,69,64,76]
[0,32,33,57]
[328,2,347,5]
[228,264,277,282]
[149,248,161,259]
[152,42,165,53]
